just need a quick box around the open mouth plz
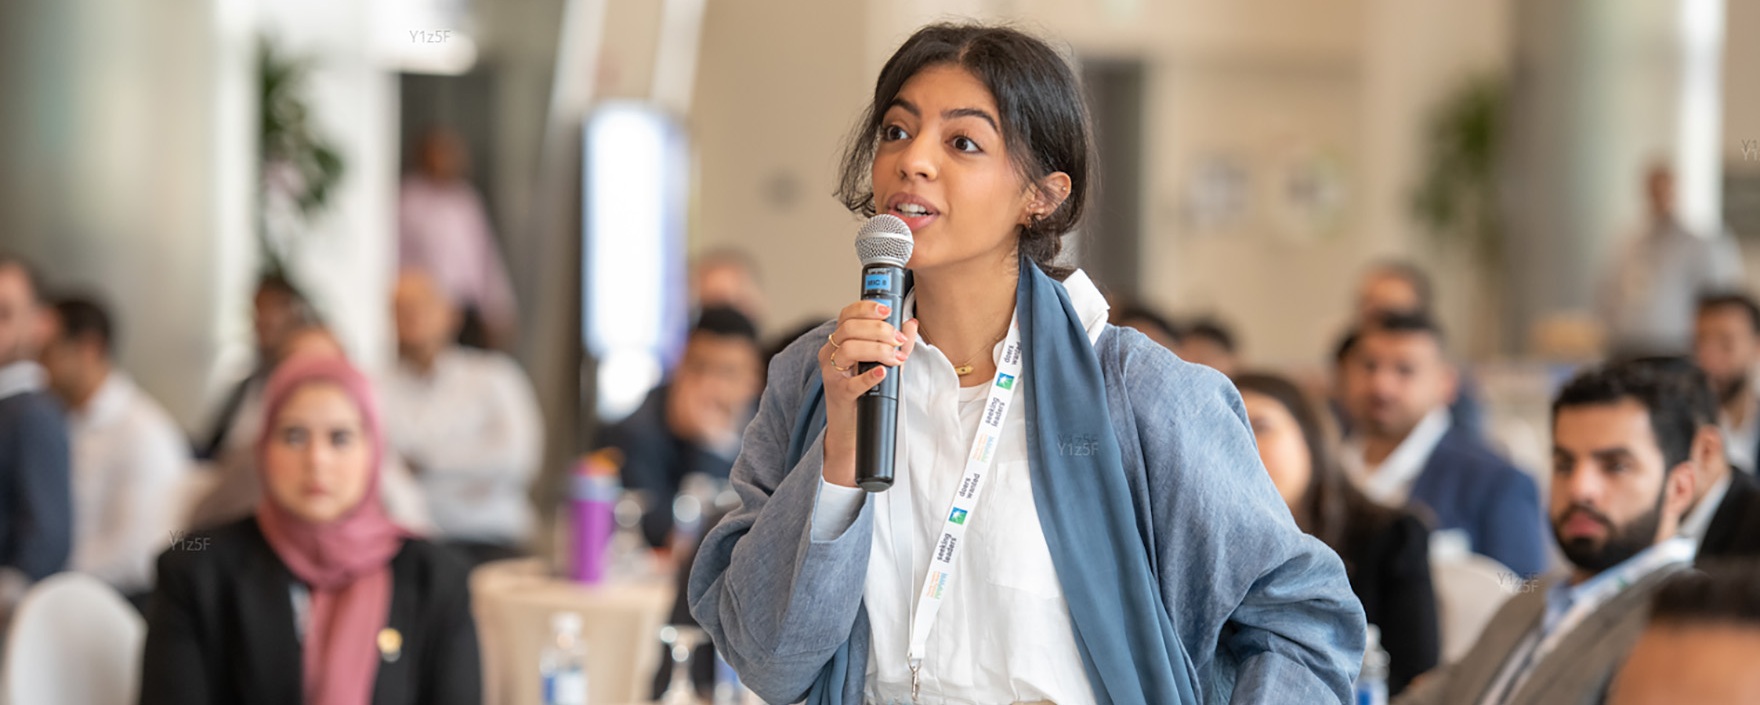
[886,194,941,231]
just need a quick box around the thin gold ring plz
[828,331,841,350]
[831,349,851,373]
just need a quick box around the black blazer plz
[140,518,482,705]
[1340,511,1439,698]
[1701,470,1760,562]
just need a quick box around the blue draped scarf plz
[785,254,1199,704]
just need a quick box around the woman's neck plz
[913,254,1018,385]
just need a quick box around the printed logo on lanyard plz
[907,316,1025,701]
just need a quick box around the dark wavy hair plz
[835,23,1094,279]
[1232,372,1404,556]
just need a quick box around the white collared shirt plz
[66,371,192,593]
[815,269,1110,705]
[380,346,543,544]
[1343,407,1453,506]
[1720,380,1760,473]
[1680,471,1734,543]
[0,361,46,401]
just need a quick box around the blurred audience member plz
[1340,312,1546,576]
[0,256,73,589]
[141,358,479,705]
[195,272,315,462]
[1342,261,1486,440]
[597,306,762,548]
[1599,163,1743,357]
[693,248,766,326]
[383,270,541,565]
[1176,317,1238,376]
[1693,291,1760,471]
[1608,562,1760,705]
[1356,260,1433,322]
[190,323,433,535]
[1397,361,1701,705]
[399,126,518,349]
[39,296,189,602]
[1235,372,1438,696]
[1626,356,1760,562]
[1111,302,1182,352]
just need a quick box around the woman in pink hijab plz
[141,357,481,705]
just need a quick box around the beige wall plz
[688,0,1508,370]
[690,0,872,332]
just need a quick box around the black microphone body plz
[852,214,914,492]
[856,261,907,491]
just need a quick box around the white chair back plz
[0,573,146,705]
[1431,549,1518,663]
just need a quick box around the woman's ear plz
[1024,172,1073,224]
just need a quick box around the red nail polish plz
[877,304,892,316]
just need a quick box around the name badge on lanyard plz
[906,316,1024,703]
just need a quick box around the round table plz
[472,558,676,705]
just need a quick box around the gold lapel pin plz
[378,628,403,663]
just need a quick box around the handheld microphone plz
[854,214,914,492]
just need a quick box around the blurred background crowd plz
[1,0,1759,703]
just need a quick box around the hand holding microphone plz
[817,215,916,490]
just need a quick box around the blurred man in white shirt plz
[382,270,542,565]
[1693,292,1760,473]
[39,297,189,602]
[1599,164,1744,357]
[399,127,518,349]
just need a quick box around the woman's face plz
[870,64,1057,275]
[263,382,374,524]
[1240,390,1313,510]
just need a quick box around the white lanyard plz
[906,316,1024,702]
[1484,537,1696,705]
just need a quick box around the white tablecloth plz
[472,558,675,705]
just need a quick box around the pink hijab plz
[255,357,407,705]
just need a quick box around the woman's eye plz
[882,124,909,141]
[330,430,354,447]
[281,428,309,446]
[951,135,980,153]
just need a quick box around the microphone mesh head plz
[855,214,914,267]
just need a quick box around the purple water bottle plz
[570,450,622,584]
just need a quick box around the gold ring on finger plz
[831,349,851,373]
[828,332,841,350]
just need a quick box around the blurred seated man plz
[693,248,766,327]
[382,270,542,566]
[1340,312,1546,576]
[1175,317,1238,376]
[1693,291,1760,472]
[39,296,190,603]
[1355,259,1433,324]
[1627,356,1760,562]
[0,256,73,591]
[1608,562,1760,705]
[1396,361,1701,705]
[1342,260,1485,439]
[596,307,762,548]
[1110,302,1181,352]
[194,273,315,462]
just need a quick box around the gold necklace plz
[923,326,1007,376]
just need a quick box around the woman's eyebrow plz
[943,107,999,131]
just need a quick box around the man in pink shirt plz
[398,127,518,349]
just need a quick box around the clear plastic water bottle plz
[541,612,589,705]
[1355,624,1389,705]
